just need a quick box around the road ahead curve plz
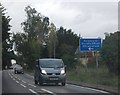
[2,70,110,95]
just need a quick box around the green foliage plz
[14,6,49,69]
[14,6,58,69]
[55,26,79,69]
[56,26,79,57]
[67,66,118,86]
[13,6,80,69]
[1,4,14,69]
[101,32,119,74]
[62,54,77,69]
[47,23,58,58]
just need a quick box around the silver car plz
[34,59,66,86]
[14,64,24,74]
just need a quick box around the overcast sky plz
[1,0,118,38]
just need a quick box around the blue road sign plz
[80,38,101,51]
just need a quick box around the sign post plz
[80,38,101,68]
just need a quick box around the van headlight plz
[61,70,65,75]
[41,70,47,75]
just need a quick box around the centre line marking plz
[22,80,26,83]
[28,84,36,87]
[20,84,26,88]
[29,89,37,94]
[16,81,19,83]
[17,78,20,80]
[41,89,53,94]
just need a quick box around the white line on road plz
[22,80,26,83]
[29,89,37,94]
[15,76,17,79]
[68,84,109,93]
[8,73,10,76]
[83,87,109,93]
[17,78,20,80]
[10,76,13,79]
[9,73,13,79]
[16,81,19,83]
[20,84,26,88]
[41,89,53,94]
[28,84,36,87]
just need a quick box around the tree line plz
[1,4,119,74]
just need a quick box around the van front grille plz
[47,73,52,75]
[55,73,60,75]
[47,73,60,75]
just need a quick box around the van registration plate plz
[50,78,58,80]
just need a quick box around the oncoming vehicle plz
[14,64,24,74]
[34,58,66,86]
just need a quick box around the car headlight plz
[41,70,47,75]
[61,70,65,75]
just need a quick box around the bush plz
[62,54,76,70]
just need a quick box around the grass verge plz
[66,66,119,86]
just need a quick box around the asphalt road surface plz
[0,71,2,95]
[2,70,110,95]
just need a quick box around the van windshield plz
[39,59,64,68]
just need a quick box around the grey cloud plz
[1,1,118,38]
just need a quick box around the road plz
[2,70,110,95]
[0,71,2,95]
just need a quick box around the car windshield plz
[39,59,64,68]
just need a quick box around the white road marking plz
[68,84,109,93]
[16,81,19,83]
[9,74,11,77]
[41,89,53,94]
[20,84,26,88]
[13,78,15,81]
[17,78,20,80]
[10,76,13,79]
[29,89,37,94]
[83,87,109,93]
[28,84,36,87]
[22,80,26,83]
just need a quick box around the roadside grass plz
[66,65,119,86]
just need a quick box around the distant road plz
[2,70,110,95]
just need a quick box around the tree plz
[56,26,79,57]
[101,31,119,74]
[1,4,14,69]
[47,23,58,58]
[14,6,50,69]
[56,26,79,69]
